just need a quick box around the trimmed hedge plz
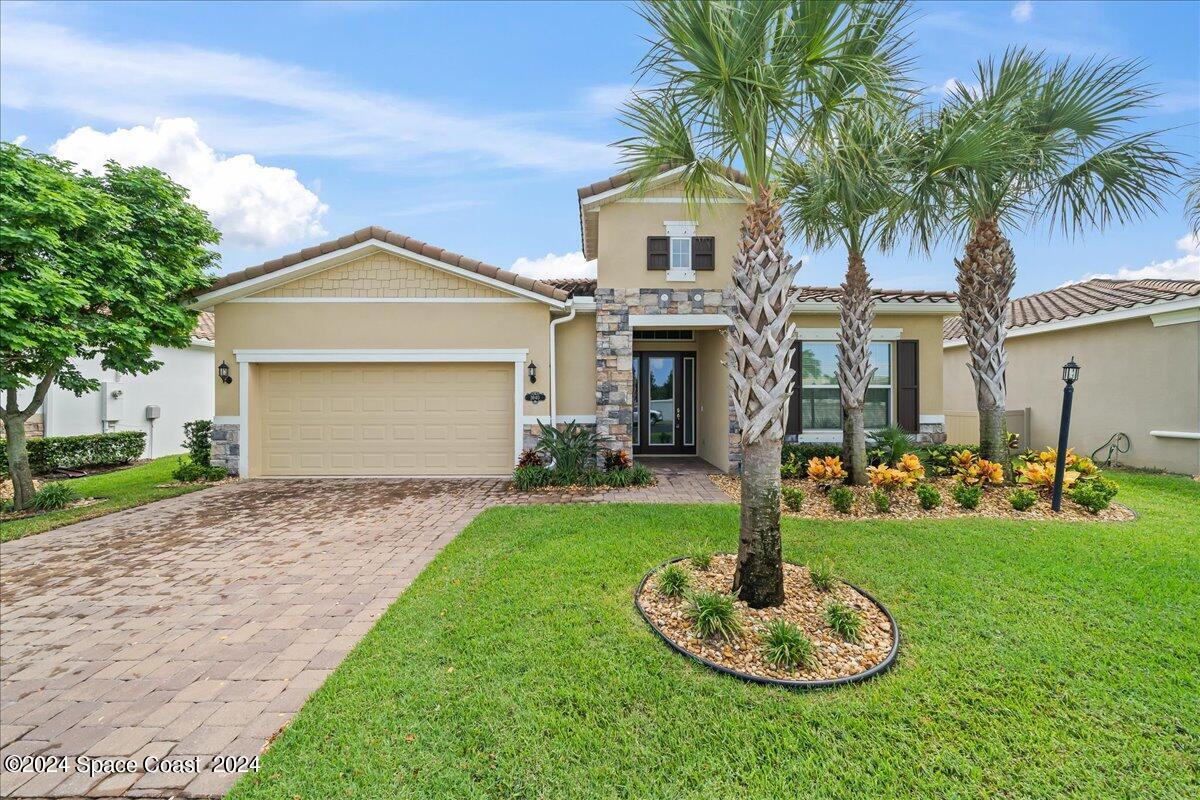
[781,443,843,464]
[1,431,146,475]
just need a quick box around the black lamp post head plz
[1062,357,1080,385]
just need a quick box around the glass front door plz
[634,351,695,455]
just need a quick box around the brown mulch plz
[710,474,1135,522]
[637,554,894,683]
[0,497,104,522]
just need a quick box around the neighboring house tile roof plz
[192,311,215,341]
[794,286,958,304]
[943,278,1200,340]
[203,226,570,302]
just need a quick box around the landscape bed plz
[636,555,898,687]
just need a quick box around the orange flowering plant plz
[868,453,925,491]
[806,455,847,483]
[1014,446,1103,492]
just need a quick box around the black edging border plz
[634,556,901,690]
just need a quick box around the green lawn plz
[232,471,1199,800]
[0,456,213,542]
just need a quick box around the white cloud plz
[10,134,27,146]
[52,117,327,248]
[0,14,614,174]
[510,251,596,280]
[1077,234,1200,283]
[581,83,636,115]
[1011,2,1034,23]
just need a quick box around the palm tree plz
[782,104,913,484]
[617,0,907,607]
[908,50,1178,470]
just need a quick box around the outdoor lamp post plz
[1051,357,1081,512]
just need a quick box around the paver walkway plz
[0,458,726,798]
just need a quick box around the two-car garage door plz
[255,363,514,476]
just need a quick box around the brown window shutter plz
[691,236,715,270]
[786,340,802,436]
[897,339,919,433]
[647,236,669,270]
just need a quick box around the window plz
[633,329,694,341]
[799,342,891,431]
[670,237,692,269]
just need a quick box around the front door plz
[633,351,696,455]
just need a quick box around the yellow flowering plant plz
[806,455,847,483]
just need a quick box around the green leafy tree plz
[907,50,1178,471]
[1,143,218,510]
[617,0,907,607]
[782,102,914,484]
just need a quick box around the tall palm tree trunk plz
[729,189,801,609]
[956,217,1015,471]
[837,250,876,485]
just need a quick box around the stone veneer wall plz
[917,421,947,445]
[594,288,742,473]
[211,423,240,474]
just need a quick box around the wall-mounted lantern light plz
[527,362,537,384]
[218,360,233,385]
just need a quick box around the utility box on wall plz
[102,382,125,423]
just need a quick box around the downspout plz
[548,301,577,429]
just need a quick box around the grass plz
[1,456,212,542]
[231,471,1199,799]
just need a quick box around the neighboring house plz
[191,168,959,477]
[17,313,216,458]
[943,278,1200,475]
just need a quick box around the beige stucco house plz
[944,278,1200,476]
[192,167,959,477]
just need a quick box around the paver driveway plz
[1,461,727,798]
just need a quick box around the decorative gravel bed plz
[636,554,897,686]
[710,475,1135,522]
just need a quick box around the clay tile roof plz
[545,278,598,298]
[942,278,1200,340]
[794,286,959,304]
[192,311,215,341]
[576,164,751,201]
[201,227,570,303]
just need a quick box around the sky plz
[2,0,1197,297]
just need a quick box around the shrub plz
[919,443,978,477]
[578,468,607,487]
[761,620,814,669]
[870,489,891,513]
[603,449,632,471]
[781,486,804,511]
[511,465,552,491]
[952,482,983,510]
[690,553,712,571]
[1,431,146,475]
[824,600,863,643]
[31,481,79,511]
[828,486,854,514]
[686,591,742,640]
[534,421,599,481]
[656,563,691,598]
[604,467,633,488]
[517,449,544,468]
[1069,477,1118,514]
[915,482,942,510]
[867,425,915,464]
[173,459,230,483]
[628,463,654,486]
[181,420,212,467]
[780,452,802,480]
[951,449,1004,487]
[1009,487,1038,511]
[807,455,847,483]
[809,558,836,592]
[782,443,841,465]
[203,466,228,481]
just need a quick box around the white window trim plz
[631,313,732,328]
[794,327,903,341]
[232,347,529,477]
[227,297,534,304]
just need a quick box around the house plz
[18,314,215,458]
[191,168,959,477]
[943,278,1200,475]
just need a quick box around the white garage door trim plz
[233,348,528,477]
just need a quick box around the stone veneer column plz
[210,423,240,475]
[916,421,947,445]
[594,286,743,472]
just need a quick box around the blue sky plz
[2,0,1197,295]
